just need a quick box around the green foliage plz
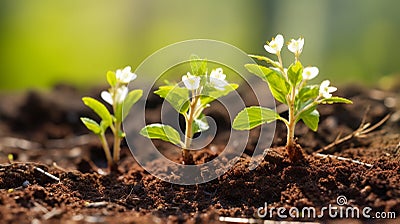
[287,61,303,86]
[232,106,280,130]
[200,83,238,107]
[235,35,353,153]
[140,124,182,146]
[107,71,117,87]
[82,97,112,126]
[123,89,143,120]
[321,96,352,104]
[190,54,208,76]
[81,66,142,167]
[154,85,190,114]
[244,64,289,104]
[80,117,102,135]
[142,56,237,160]
[300,110,319,131]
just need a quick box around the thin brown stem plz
[316,113,390,154]
[99,134,113,168]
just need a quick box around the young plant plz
[140,56,238,164]
[233,34,352,162]
[81,66,143,168]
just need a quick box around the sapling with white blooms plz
[233,34,352,162]
[81,66,142,169]
[140,56,238,164]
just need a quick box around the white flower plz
[116,66,137,84]
[264,34,284,54]
[319,80,337,98]
[288,37,304,56]
[115,86,128,103]
[209,68,228,90]
[194,118,209,131]
[182,72,200,90]
[101,91,113,105]
[101,86,128,105]
[302,66,319,80]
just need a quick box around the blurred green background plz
[0,0,399,91]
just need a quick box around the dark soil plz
[0,83,399,223]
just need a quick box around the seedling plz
[81,66,142,168]
[140,56,238,164]
[233,34,352,162]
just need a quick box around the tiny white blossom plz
[101,91,113,105]
[302,66,319,80]
[116,66,137,84]
[101,86,128,105]
[194,118,209,131]
[209,68,228,90]
[288,37,304,56]
[319,80,337,98]
[115,86,129,103]
[182,72,200,90]
[264,34,284,55]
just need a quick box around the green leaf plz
[245,64,290,104]
[233,106,280,130]
[106,71,117,87]
[100,120,110,132]
[297,85,319,102]
[248,54,281,68]
[321,97,353,104]
[155,85,190,114]
[82,97,112,125]
[200,83,238,106]
[295,85,319,112]
[192,113,209,134]
[81,117,102,135]
[300,110,320,131]
[140,124,182,146]
[190,55,207,76]
[287,61,303,86]
[122,89,143,120]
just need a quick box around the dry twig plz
[316,112,390,154]
[314,153,373,168]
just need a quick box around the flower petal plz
[101,91,113,105]
[210,68,226,80]
[115,86,129,103]
[327,86,337,93]
[182,73,200,90]
[210,77,228,90]
[116,66,137,83]
[264,44,276,54]
[288,37,304,55]
[302,66,319,80]
[275,34,284,50]
[320,80,330,88]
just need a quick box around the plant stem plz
[286,83,303,162]
[113,121,122,164]
[276,52,286,77]
[99,134,113,168]
[286,86,296,151]
[182,95,200,164]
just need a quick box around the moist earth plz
[0,83,399,223]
